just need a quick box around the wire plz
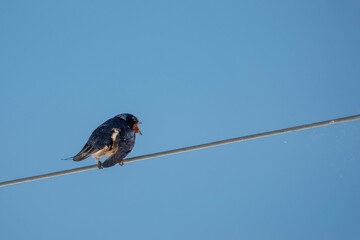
[1,114,360,187]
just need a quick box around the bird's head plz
[115,113,142,135]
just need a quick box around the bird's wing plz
[73,119,121,161]
[102,127,135,168]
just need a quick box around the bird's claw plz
[119,160,124,166]
[97,161,103,169]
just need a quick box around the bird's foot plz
[97,161,103,169]
[119,160,125,166]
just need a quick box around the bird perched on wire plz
[70,113,142,169]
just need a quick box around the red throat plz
[133,123,142,135]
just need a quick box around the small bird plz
[70,113,142,168]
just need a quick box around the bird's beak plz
[133,123,142,135]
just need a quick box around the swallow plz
[71,113,142,168]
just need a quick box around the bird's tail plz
[62,144,95,162]
[72,144,95,161]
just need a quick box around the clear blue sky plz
[1,1,360,239]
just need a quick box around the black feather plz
[102,125,136,168]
